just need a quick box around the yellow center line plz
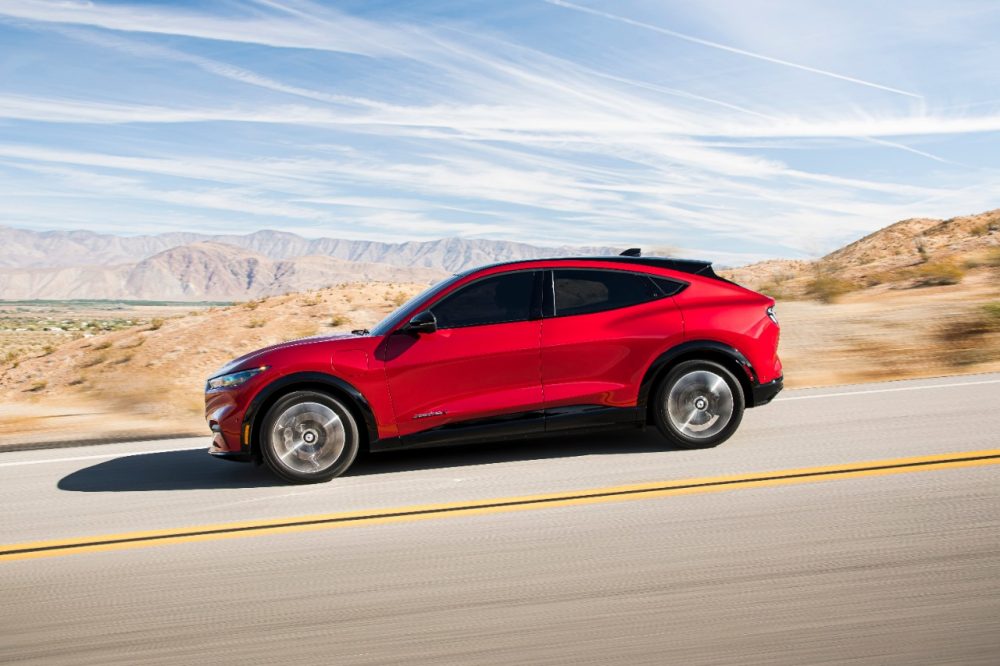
[3,449,999,563]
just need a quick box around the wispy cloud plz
[0,0,426,56]
[545,0,923,99]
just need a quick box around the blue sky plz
[0,1,998,263]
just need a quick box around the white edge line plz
[778,378,1000,401]
[0,445,205,468]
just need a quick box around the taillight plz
[766,306,778,326]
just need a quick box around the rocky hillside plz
[724,209,1000,298]
[0,242,446,300]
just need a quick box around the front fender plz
[242,371,380,456]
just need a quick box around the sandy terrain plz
[0,283,427,447]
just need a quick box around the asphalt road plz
[1,373,999,664]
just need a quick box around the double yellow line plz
[3,449,999,563]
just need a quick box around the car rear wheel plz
[653,360,744,449]
[260,390,360,483]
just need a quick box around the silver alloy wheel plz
[269,401,346,474]
[665,370,734,440]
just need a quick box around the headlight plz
[206,366,268,391]
[766,306,779,325]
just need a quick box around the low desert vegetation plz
[909,260,965,287]
[805,274,857,304]
[79,353,106,368]
[300,294,322,307]
[935,301,1000,366]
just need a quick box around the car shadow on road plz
[58,427,673,492]
[348,427,670,477]
[57,449,283,492]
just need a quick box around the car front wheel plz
[653,360,745,449]
[260,390,360,483]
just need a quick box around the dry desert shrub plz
[935,302,1000,366]
[80,353,106,368]
[909,260,965,287]
[300,294,322,307]
[756,272,796,300]
[805,274,856,304]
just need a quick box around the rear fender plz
[638,341,759,415]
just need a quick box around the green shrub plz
[806,275,856,303]
[982,301,1000,325]
[910,260,964,287]
[936,302,1000,366]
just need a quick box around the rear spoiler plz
[603,256,734,284]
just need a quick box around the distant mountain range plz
[0,226,620,300]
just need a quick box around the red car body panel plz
[381,319,544,437]
[206,257,783,458]
[540,296,684,409]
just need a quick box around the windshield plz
[369,274,463,336]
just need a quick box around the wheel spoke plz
[269,401,347,474]
[665,370,734,439]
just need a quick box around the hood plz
[209,332,362,378]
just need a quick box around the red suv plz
[206,252,782,483]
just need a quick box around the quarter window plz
[553,270,660,317]
[432,272,536,328]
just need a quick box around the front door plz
[382,270,543,437]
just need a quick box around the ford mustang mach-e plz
[205,251,782,482]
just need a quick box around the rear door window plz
[553,269,661,317]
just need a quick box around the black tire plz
[259,390,360,483]
[652,359,745,450]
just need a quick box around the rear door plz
[540,268,684,411]
[382,270,544,437]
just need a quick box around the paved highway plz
[1,373,999,664]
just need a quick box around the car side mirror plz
[402,310,437,334]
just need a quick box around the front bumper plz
[208,431,252,462]
[751,376,783,407]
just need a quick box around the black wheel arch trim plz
[241,372,379,457]
[638,340,761,412]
